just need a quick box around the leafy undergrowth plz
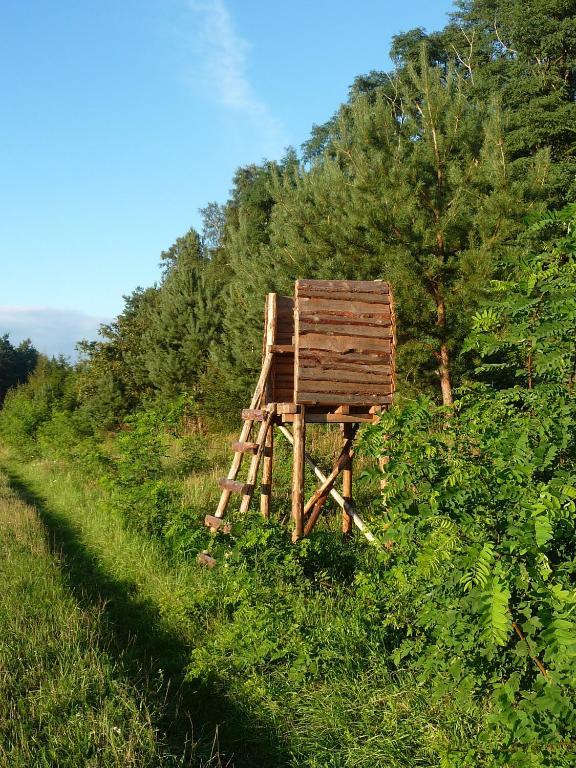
[0,451,494,767]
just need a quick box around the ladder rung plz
[204,515,231,533]
[232,441,259,454]
[197,551,217,568]
[268,344,294,354]
[218,478,251,494]
[242,408,265,421]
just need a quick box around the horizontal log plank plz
[282,412,376,423]
[276,403,300,414]
[218,478,251,494]
[297,288,391,304]
[296,379,393,395]
[297,296,392,314]
[231,441,259,454]
[296,391,393,405]
[298,367,393,385]
[299,333,392,353]
[241,408,265,421]
[297,279,390,294]
[197,551,217,568]
[298,321,394,339]
[204,515,232,533]
[299,351,393,365]
[299,358,393,381]
[269,344,294,354]
[298,311,392,327]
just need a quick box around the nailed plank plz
[231,441,259,454]
[298,297,392,315]
[299,311,392,327]
[218,478,250,494]
[296,391,393,405]
[197,551,217,568]
[297,288,391,304]
[242,408,265,421]
[282,412,375,423]
[298,322,394,339]
[299,351,393,365]
[298,333,392,353]
[296,379,394,395]
[298,366,393,383]
[297,279,390,294]
[276,403,300,414]
[269,344,294,354]
[204,515,232,534]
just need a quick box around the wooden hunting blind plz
[205,279,395,549]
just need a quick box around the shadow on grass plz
[4,466,290,768]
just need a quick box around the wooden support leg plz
[342,423,354,539]
[291,407,305,542]
[260,425,274,519]
[278,424,381,549]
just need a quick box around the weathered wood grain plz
[298,297,391,315]
[298,333,392,353]
[298,366,393,383]
[298,321,394,339]
[296,391,393,405]
[297,279,390,294]
[296,379,393,395]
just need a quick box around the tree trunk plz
[436,298,453,407]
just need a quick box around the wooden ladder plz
[206,295,278,533]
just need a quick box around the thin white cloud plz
[0,307,108,361]
[189,0,288,157]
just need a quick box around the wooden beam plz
[218,478,250,494]
[303,436,355,518]
[291,407,306,542]
[197,551,217,568]
[204,515,231,534]
[231,441,259,454]
[281,412,375,424]
[277,425,381,549]
[342,422,354,538]
[260,425,273,519]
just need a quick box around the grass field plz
[0,448,491,767]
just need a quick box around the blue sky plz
[1,0,454,357]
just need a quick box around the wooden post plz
[263,293,277,405]
[291,406,305,541]
[342,422,354,538]
[277,424,381,549]
[260,425,273,519]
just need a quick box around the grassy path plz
[0,465,179,767]
[0,456,288,767]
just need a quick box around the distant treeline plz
[0,335,38,404]
[5,0,576,426]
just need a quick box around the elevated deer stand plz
[206,279,396,546]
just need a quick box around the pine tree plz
[144,228,219,397]
[270,53,547,403]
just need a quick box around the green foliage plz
[358,208,576,759]
[0,356,76,458]
[0,334,38,403]
[108,407,177,536]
